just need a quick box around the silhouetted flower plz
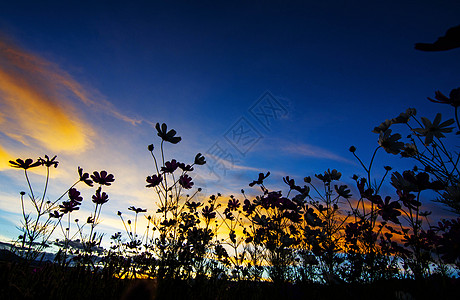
[202,205,216,220]
[178,162,194,172]
[349,146,356,153]
[186,201,201,212]
[146,174,163,188]
[128,206,147,213]
[78,167,93,187]
[39,155,58,168]
[260,191,283,209]
[315,169,341,183]
[415,25,460,51]
[371,195,401,224]
[392,108,416,124]
[60,200,81,214]
[398,170,443,192]
[413,113,455,145]
[227,197,240,211]
[427,88,460,107]
[49,210,63,218]
[9,158,41,170]
[378,129,404,154]
[91,171,115,186]
[194,153,206,165]
[335,185,352,199]
[396,189,420,210]
[111,232,121,240]
[243,199,255,215]
[355,177,373,198]
[401,143,418,158]
[283,211,302,222]
[161,159,179,173]
[403,171,431,191]
[214,244,228,258]
[68,188,83,203]
[253,214,269,226]
[224,208,235,220]
[59,188,83,214]
[373,119,393,134]
[178,174,194,189]
[283,176,304,193]
[155,123,182,144]
[148,144,154,152]
[391,171,417,192]
[92,187,109,205]
[249,172,270,187]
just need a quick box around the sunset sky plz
[0,0,459,247]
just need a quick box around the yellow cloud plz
[0,69,91,153]
[0,37,96,153]
[0,34,145,156]
[0,144,12,169]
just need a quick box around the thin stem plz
[455,106,460,131]
[367,146,381,189]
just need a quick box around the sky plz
[0,0,459,247]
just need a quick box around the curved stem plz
[24,170,36,205]
[367,146,381,189]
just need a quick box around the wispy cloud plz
[0,36,142,165]
[282,142,355,164]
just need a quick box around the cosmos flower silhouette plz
[427,88,460,107]
[38,155,59,168]
[413,113,455,145]
[78,167,94,187]
[155,123,182,144]
[9,158,41,170]
[249,171,270,187]
[227,198,240,211]
[161,159,179,173]
[178,174,194,189]
[415,25,460,51]
[315,169,342,183]
[92,187,109,205]
[128,206,147,213]
[202,205,216,220]
[91,170,115,186]
[60,188,83,213]
[194,153,206,165]
[146,174,163,188]
[178,162,194,172]
[370,195,401,224]
[378,129,404,154]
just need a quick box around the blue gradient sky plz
[0,0,459,244]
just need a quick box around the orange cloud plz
[0,36,141,156]
[0,38,95,153]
